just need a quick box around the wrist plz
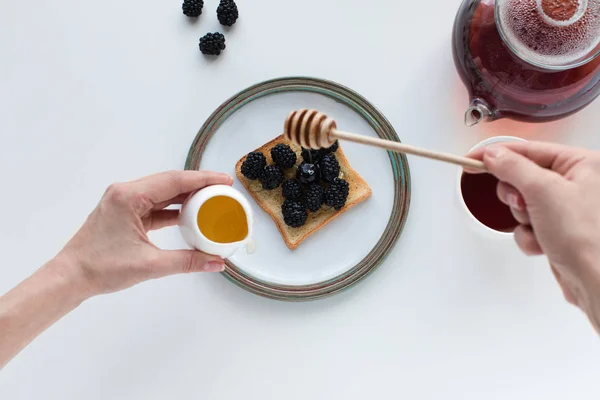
[572,249,600,331]
[44,249,97,304]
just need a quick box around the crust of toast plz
[235,135,372,250]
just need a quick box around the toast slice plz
[235,135,372,250]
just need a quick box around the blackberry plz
[241,151,266,180]
[182,0,204,17]
[199,32,226,56]
[325,178,350,210]
[323,140,339,154]
[271,144,297,169]
[217,0,239,26]
[260,165,284,190]
[282,179,303,200]
[305,184,325,212]
[282,199,308,228]
[301,148,322,163]
[320,153,340,183]
[296,162,320,185]
[301,142,338,163]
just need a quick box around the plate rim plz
[185,76,411,301]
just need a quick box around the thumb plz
[483,145,560,199]
[154,250,225,275]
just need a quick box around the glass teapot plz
[452,0,600,126]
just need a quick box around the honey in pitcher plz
[197,196,248,243]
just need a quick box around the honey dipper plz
[283,109,487,171]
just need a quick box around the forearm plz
[0,252,91,369]
[582,263,600,336]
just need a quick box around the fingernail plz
[486,145,505,158]
[203,261,225,272]
[221,174,233,185]
[507,193,520,209]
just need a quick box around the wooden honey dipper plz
[283,109,487,171]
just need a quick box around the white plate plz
[185,77,411,301]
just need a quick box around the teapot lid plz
[496,0,600,70]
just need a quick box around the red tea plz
[460,172,519,232]
[452,0,600,125]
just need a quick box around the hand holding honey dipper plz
[465,141,600,331]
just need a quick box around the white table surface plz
[1,0,600,398]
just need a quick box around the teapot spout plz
[464,99,493,127]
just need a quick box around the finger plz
[133,171,233,204]
[496,181,526,211]
[147,210,180,230]
[497,180,530,224]
[466,140,577,169]
[153,193,192,211]
[514,225,543,256]
[482,146,563,200]
[550,264,578,306]
[511,208,531,225]
[152,250,225,275]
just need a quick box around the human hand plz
[57,170,233,297]
[467,141,600,333]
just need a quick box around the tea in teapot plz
[452,0,600,126]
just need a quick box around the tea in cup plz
[457,136,527,238]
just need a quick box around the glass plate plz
[185,77,411,301]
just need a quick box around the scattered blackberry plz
[271,144,297,169]
[301,148,323,163]
[320,153,341,183]
[323,140,339,154]
[305,184,325,212]
[260,165,284,190]
[182,0,204,17]
[199,32,226,56]
[241,151,266,180]
[217,0,239,26]
[282,179,303,200]
[325,178,350,210]
[296,162,320,185]
[282,199,308,228]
